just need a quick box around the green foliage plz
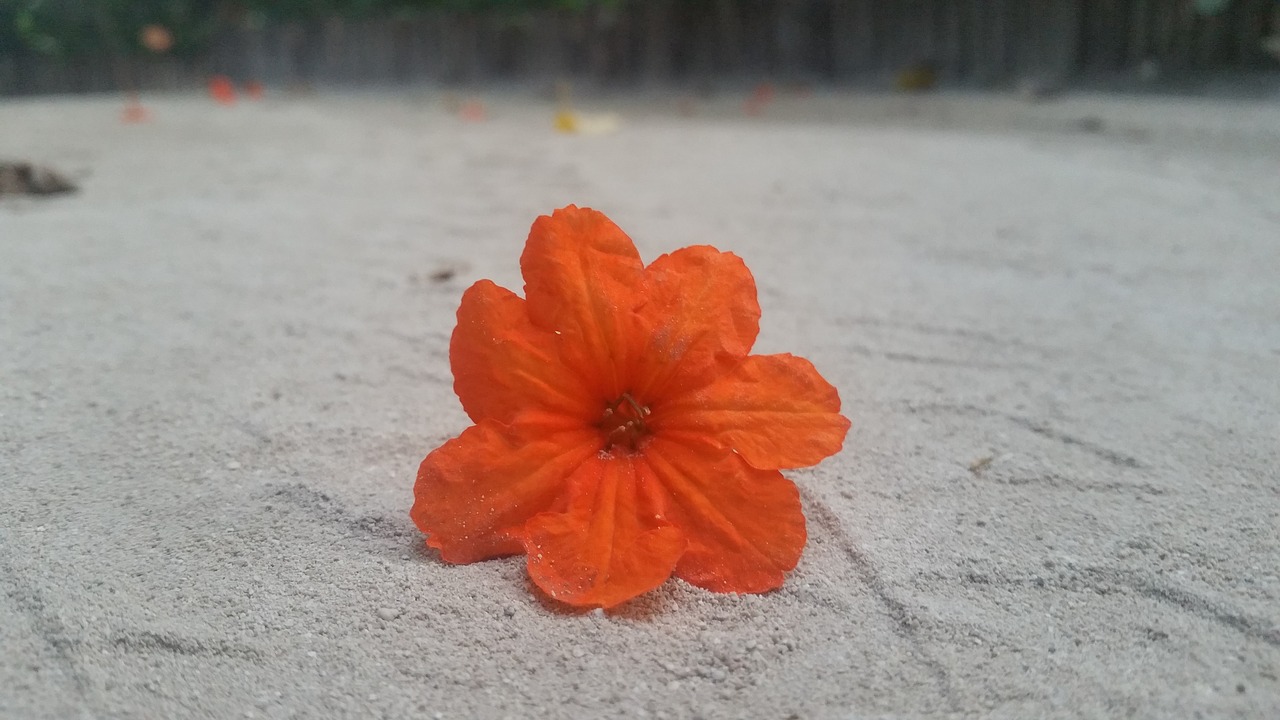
[0,0,622,58]
[3,0,220,58]
[9,0,97,56]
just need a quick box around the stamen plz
[598,391,652,452]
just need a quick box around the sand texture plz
[2,91,1279,719]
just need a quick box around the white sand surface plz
[2,89,1279,719]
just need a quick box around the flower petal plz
[632,246,761,399]
[644,436,806,593]
[520,205,645,399]
[525,454,686,608]
[655,353,850,470]
[450,279,596,426]
[412,420,600,564]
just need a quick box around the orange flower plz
[412,206,850,608]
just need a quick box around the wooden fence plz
[1,0,1276,95]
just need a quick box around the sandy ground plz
[2,88,1279,719]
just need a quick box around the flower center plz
[598,392,650,452]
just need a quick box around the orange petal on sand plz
[412,421,600,564]
[459,99,486,121]
[656,353,849,470]
[525,454,685,608]
[520,205,646,399]
[121,103,150,124]
[208,75,236,105]
[644,436,806,593]
[633,245,760,399]
[450,279,597,427]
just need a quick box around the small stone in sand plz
[225,460,241,470]
[377,608,400,621]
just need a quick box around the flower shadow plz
[407,537,682,619]
[406,537,451,568]
[521,574,680,621]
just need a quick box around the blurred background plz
[2,0,1279,97]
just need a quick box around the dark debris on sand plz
[0,161,77,197]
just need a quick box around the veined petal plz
[451,279,596,426]
[520,206,645,399]
[632,246,761,399]
[525,454,686,608]
[643,436,806,594]
[656,353,850,470]
[412,420,599,564]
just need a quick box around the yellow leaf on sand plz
[554,111,620,136]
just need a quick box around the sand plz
[2,89,1278,719]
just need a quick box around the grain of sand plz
[2,90,1279,718]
